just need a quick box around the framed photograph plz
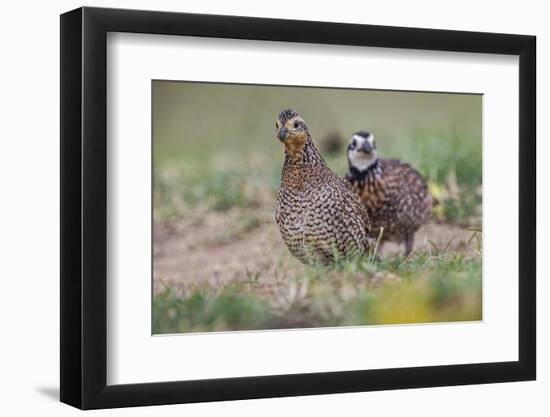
[60,6,536,409]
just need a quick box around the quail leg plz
[404,233,414,257]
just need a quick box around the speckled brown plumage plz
[346,131,433,255]
[274,110,371,265]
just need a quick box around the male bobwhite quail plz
[345,131,434,256]
[275,110,371,265]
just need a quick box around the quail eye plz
[294,122,300,129]
[352,140,357,148]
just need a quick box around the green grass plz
[395,127,482,225]
[153,146,282,221]
[153,250,482,334]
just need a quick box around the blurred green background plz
[152,81,482,334]
[153,81,482,224]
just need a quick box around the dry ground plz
[153,208,478,295]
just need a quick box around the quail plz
[346,131,434,256]
[275,110,371,265]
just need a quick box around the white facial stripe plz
[367,134,375,146]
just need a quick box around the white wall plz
[0,0,545,415]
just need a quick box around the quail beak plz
[361,142,373,154]
[277,127,288,142]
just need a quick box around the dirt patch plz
[380,221,478,256]
[154,209,306,294]
[153,209,478,294]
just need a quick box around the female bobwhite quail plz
[345,131,434,256]
[275,110,371,265]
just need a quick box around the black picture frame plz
[60,6,536,410]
